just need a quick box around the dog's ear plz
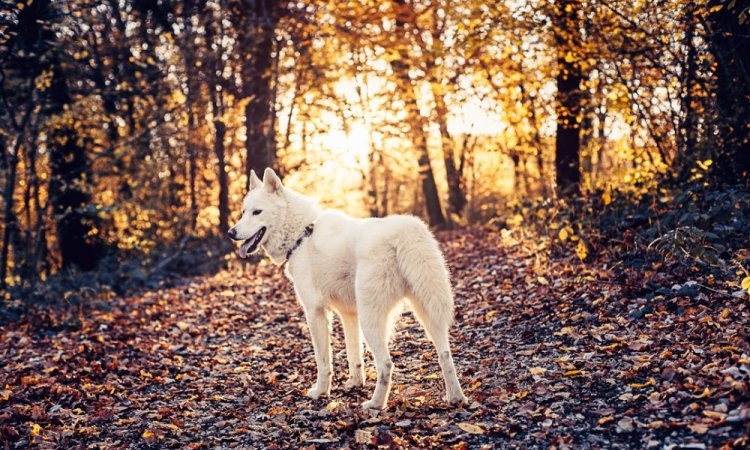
[249,170,262,190]
[263,168,283,194]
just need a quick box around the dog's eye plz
[252,209,262,216]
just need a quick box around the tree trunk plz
[181,0,198,230]
[244,0,280,186]
[207,7,230,234]
[431,83,466,219]
[391,0,445,227]
[707,0,750,180]
[393,64,446,226]
[48,60,103,271]
[0,136,20,287]
[214,116,229,232]
[553,0,583,197]
[682,2,697,166]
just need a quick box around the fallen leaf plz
[529,367,547,376]
[30,423,42,437]
[598,416,615,425]
[616,417,634,433]
[693,387,710,398]
[703,410,727,421]
[458,422,485,435]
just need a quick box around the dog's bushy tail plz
[393,217,455,333]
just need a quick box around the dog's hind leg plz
[339,311,364,389]
[408,298,468,405]
[355,261,403,410]
[305,306,332,399]
[359,311,393,410]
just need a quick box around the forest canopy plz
[1,0,749,291]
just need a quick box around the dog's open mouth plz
[238,227,266,259]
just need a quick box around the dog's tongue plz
[239,240,253,259]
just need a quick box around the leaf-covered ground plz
[1,229,749,449]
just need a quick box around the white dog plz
[228,168,468,410]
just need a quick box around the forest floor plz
[1,228,749,449]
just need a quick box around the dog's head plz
[228,168,286,258]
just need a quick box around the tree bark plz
[243,0,280,186]
[48,59,103,271]
[180,0,198,230]
[391,0,445,227]
[431,82,466,219]
[215,120,229,232]
[1,136,21,287]
[707,0,750,180]
[553,0,583,197]
[207,6,230,234]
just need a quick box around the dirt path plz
[1,229,749,448]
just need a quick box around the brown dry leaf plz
[598,416,615,425]
[702,410,727,421]
[529,367,547,376]
[355,429,374,445]
[616,417,634,433]
[458,423,485,435]
[687,422,711,434]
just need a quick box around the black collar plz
[285,224,314,262]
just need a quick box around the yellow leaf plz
[576,240,589,261]
[720,308,730,319]
[564,369,584,376]
[537,276,549,286]
[630,377,656,389]
[529,367,547,376]
[142,429,157,443]
[693,387,710,398]
[30,423,42,437]
[741,276,750,291]
[602,192,612,205]
[558,228,569,241]
[458,422,485,434]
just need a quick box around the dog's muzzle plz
[238,227,266,258]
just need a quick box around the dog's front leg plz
[340,311,364,389]
[305,307,332,400]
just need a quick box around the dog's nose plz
[227,227,237,239]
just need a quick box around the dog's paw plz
[361,399,386,411]
[343,377,364,390]
[444,392,469,405]
[306,386,329,400]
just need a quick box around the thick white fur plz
[229,168,468,410]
